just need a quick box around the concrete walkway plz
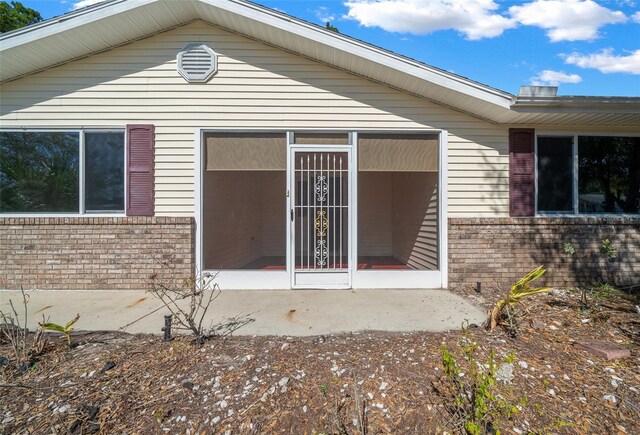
[0,289,485,336]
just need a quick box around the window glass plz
[537,136,573,213]
[85,132,125,212]
[0,131,80,213]
[579,136,640,214]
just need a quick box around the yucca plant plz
[486,266,552,331]
[39,314,80,348]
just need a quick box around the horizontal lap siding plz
[0,20,509,217]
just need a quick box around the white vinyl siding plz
[1,20,510,217]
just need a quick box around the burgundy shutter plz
[126,124,155,216]
[509,128,535,217]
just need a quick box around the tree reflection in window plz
[0,132,80,212]
[579,136,640,214]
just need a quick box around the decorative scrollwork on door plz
[315,175,328,203]
[315,240,328,266]
[315,210,327,237]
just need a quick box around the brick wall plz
[0,217,195,290]
[448,217,640,294]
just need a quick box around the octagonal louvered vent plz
[177,43,218,83]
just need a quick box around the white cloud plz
[509,0,627,42]
[632,11,640,22]
[530,69,582,86]
[72,0,105,10]
[562,49,640,74]
[343,0,516,40]
[315,6,336,23]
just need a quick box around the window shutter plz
[126,124,155,216]
[509,128,535,217]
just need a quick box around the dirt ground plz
[1,288,639,434]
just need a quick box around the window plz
[536,135,639,215]
[0,130,125,214]
[537,137,573,213]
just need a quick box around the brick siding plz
[0,217,195,290]
[448,217,640,293]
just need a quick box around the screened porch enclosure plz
[357,134,439,271]
[201,131,442,288]
[203,133,286,270]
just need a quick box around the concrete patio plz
[0,289,485,336]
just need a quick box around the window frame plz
[0,127,127,217]
[535,131,640,216]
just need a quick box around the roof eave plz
[511,96,640,114]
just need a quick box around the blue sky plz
[19,0,640,96]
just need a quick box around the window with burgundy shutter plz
[126,124,155,216]
[509,128,535,217]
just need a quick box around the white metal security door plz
[290,148,351,288]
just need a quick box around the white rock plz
[2,417,15,425]
[514,428,523,434]
[278,377,289,387]
[548,389,556,396]
[612,381,619,388]
[563,374,571,381]
[496,363,514,384]
[612,375,623,382]
[219,400,228,409]
[303,406,308,413]
[227,409,234,417]
[367,392,374,400]
[379,381,389,391]
[581,319,591,323]
[281,343,289,350]
[518,361,528,369]
[629,387,638,394]
[603,394,617,404]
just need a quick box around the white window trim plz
[0,128,127,217]
[535,132,640,217]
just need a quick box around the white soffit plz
[1,0,639,126]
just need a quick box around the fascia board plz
[0,0,159,49]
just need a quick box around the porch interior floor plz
[240,256,411,270]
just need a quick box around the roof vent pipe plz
[518,86,558,97]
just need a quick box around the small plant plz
[485,266,552,332]
[0,288,46,370]
[561,239,621,308]
[563,243,576,256]
[39,314,80,348]
[147,261,220,342]
[600,239,617,260]
[438,340,525,434]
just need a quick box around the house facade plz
[1,0,638,292]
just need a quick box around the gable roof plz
[1,0,639,126]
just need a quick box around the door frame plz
[287,132,356,289]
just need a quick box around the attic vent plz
[177,43,218,83]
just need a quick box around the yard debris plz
[575,339,632,361]
[1,287,638,433]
